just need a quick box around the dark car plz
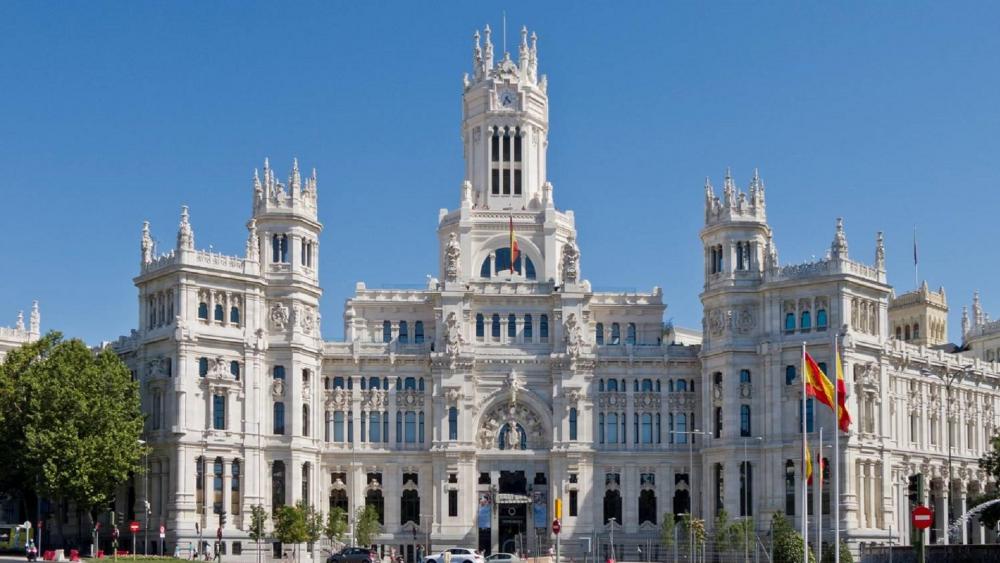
[327,547,378,563]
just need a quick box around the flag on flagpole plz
[806,441,814,485]
[509,215,519,274]
[835,342,852,432]
[804,352,835,411]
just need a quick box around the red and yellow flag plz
[835,346,852,432]
[804,352,835,411]
[509,216,519,273]
[805,442,814,485]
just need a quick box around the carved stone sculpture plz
[270,302,290,330]
[561,235,580,284]
[445,233,461,282]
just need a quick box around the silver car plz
[485,553,521,563]
[424,548,484,563]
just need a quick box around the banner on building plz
[531,490,547,528]
[478,493,492,529]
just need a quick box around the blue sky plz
[2,1,998,344]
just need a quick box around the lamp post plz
[138,439,148,556]
[676,429,710,559]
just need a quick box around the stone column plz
[959,481,968,544]
[941,481,950,545]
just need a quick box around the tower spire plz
[875,231,885,270]
[484,24,494,69]
[177,205,194,251]
[830,217,848,260]
[141,220,154,264]
[29,301,39,337]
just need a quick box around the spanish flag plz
[805,443,814,485]
[804,352,835,411]
[509,215,519,273]
[835,343,852,432]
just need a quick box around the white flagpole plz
[817,426,823,563]
[801,342,809,563]
[834,336,842,563]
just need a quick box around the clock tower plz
[461,25,549,210]
[438,25,578,287]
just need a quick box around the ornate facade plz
[86,25,1000,560]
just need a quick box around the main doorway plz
[497,471,527,554]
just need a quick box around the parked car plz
[485,553,521,563]
[424,548,484,563]
[327,547,379,563]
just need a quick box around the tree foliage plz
[303,501,324,546]
[0,333,145,517]
[659,512,675,549]
[326,507,348,544]
[713,510,732,552]
[975,431,1000,527]
[771,513,816,563]
[274,503,308,547]
[248,505,269,542]
[354,505,381,547]
[819,541,854,563]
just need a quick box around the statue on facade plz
[445,233,461,282]
[561,235,580,284]
[875,231,885,270]
[141,221,154,264]
[176,206,194,251]
[246,219,260,262]
[831,217,848,260]
[443,312,464,358]
[564,313,582,358]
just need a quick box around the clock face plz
[499,89,517,108]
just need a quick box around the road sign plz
[129,521,140,533]
[552,519,561,535]
[159,525,165,539]
[912,505,933,529]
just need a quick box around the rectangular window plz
[569,408,578,441]
[569,490,578,517]
[491,169,499,195]
[334,412,345,442]
[514,169,522,195]
[448,408,458,440]
[448,490,458,517]
[404,411,416,443]
[213,395,226,430]
[740,405,751,437]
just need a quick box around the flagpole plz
[834,336,842,563]
[801,342,808,563]
[913,226,919,289]
[817,426,823,563]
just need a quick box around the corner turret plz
[700,168,771,291]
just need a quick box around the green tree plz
[0,334,145,531]
[303,501,324,551]
[727,518,753,556]
[326,507,349,546]
[659,512,675,551]
[771,513,815,563]
[819,541,854,563]
[248,505,269,543]
[354,505,381,547]
[274,503,308,558]
[679,513,705,561]
[975,431,1000,527]
[713,509,732,553]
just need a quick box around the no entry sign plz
[129,521,140,533]
[912,505,933,529]
[551,519,561,535]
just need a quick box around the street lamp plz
[138,439,148,556]
[675,428,710,558]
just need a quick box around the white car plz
[424,548,484,563]
[485,554,521,563]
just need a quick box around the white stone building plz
[83,25,1000,560]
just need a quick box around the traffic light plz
[219,511,227,527]
[907,474,923,506]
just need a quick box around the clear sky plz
[2,1,998,345]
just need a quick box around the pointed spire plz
[973,290,984,327]
[245,219,260,262]
[141,220,154,264]
[289,157,301,194]
[483,24,494,69]
[519,26,529,68]
[177,205,194,251]
[15,311,24,331]
[962,306,970,338]
[831,217,848,260]
[875,231,885,270]
[723,167,736,207]
[765,231,779,270]
[473,29,482,72]
[29,301,39,336]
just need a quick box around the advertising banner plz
[531,490,547,528]
[478,493,492,529]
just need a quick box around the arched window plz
[508,314,517,339]
[333,377,345,389]
[498,423,527,450]
[595,323,604,345]
[740,369,751,384]
[414,321,424,344]
[913,323,920,339]
[398,321,409,344]
[365,489,385,525]
[401,489,420,526]
[273,402,285,435]
[382,320,392,343]
[448,407,458,440]
[569,408,578,441]
[231,459,241,515]
[627,323,637,345]
[272,461,285,511]
[785,365,796,385]
[480,256,492,278]
[230,361,240,380]
[476,314,485,338]
[230,306,240,324]
[491,314,501,339]
[611,323,621,345]
[784,460,795,515]
[368,376,381,390]
[540,315,549,340]
[198,302,209,320]
[418,377,425,391]
[896,326,902,339]
[641,379,653,392]
[488,248,537,280]
[607,379,618,392]
[816,309,827,329]
[639,490,657,525]
[273,365,285,380]
[403,377,416,390]
[271,235,280,263]
[212,303,223,322]
[603,489,623,525]
[785,313,795,332]
[199,357,208,377]
[524,314,533,340]
[905,325,911,340]
[800,311,811,330]
[675,379,687,392]
[740,405,751,437]
[302,405,310,437]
